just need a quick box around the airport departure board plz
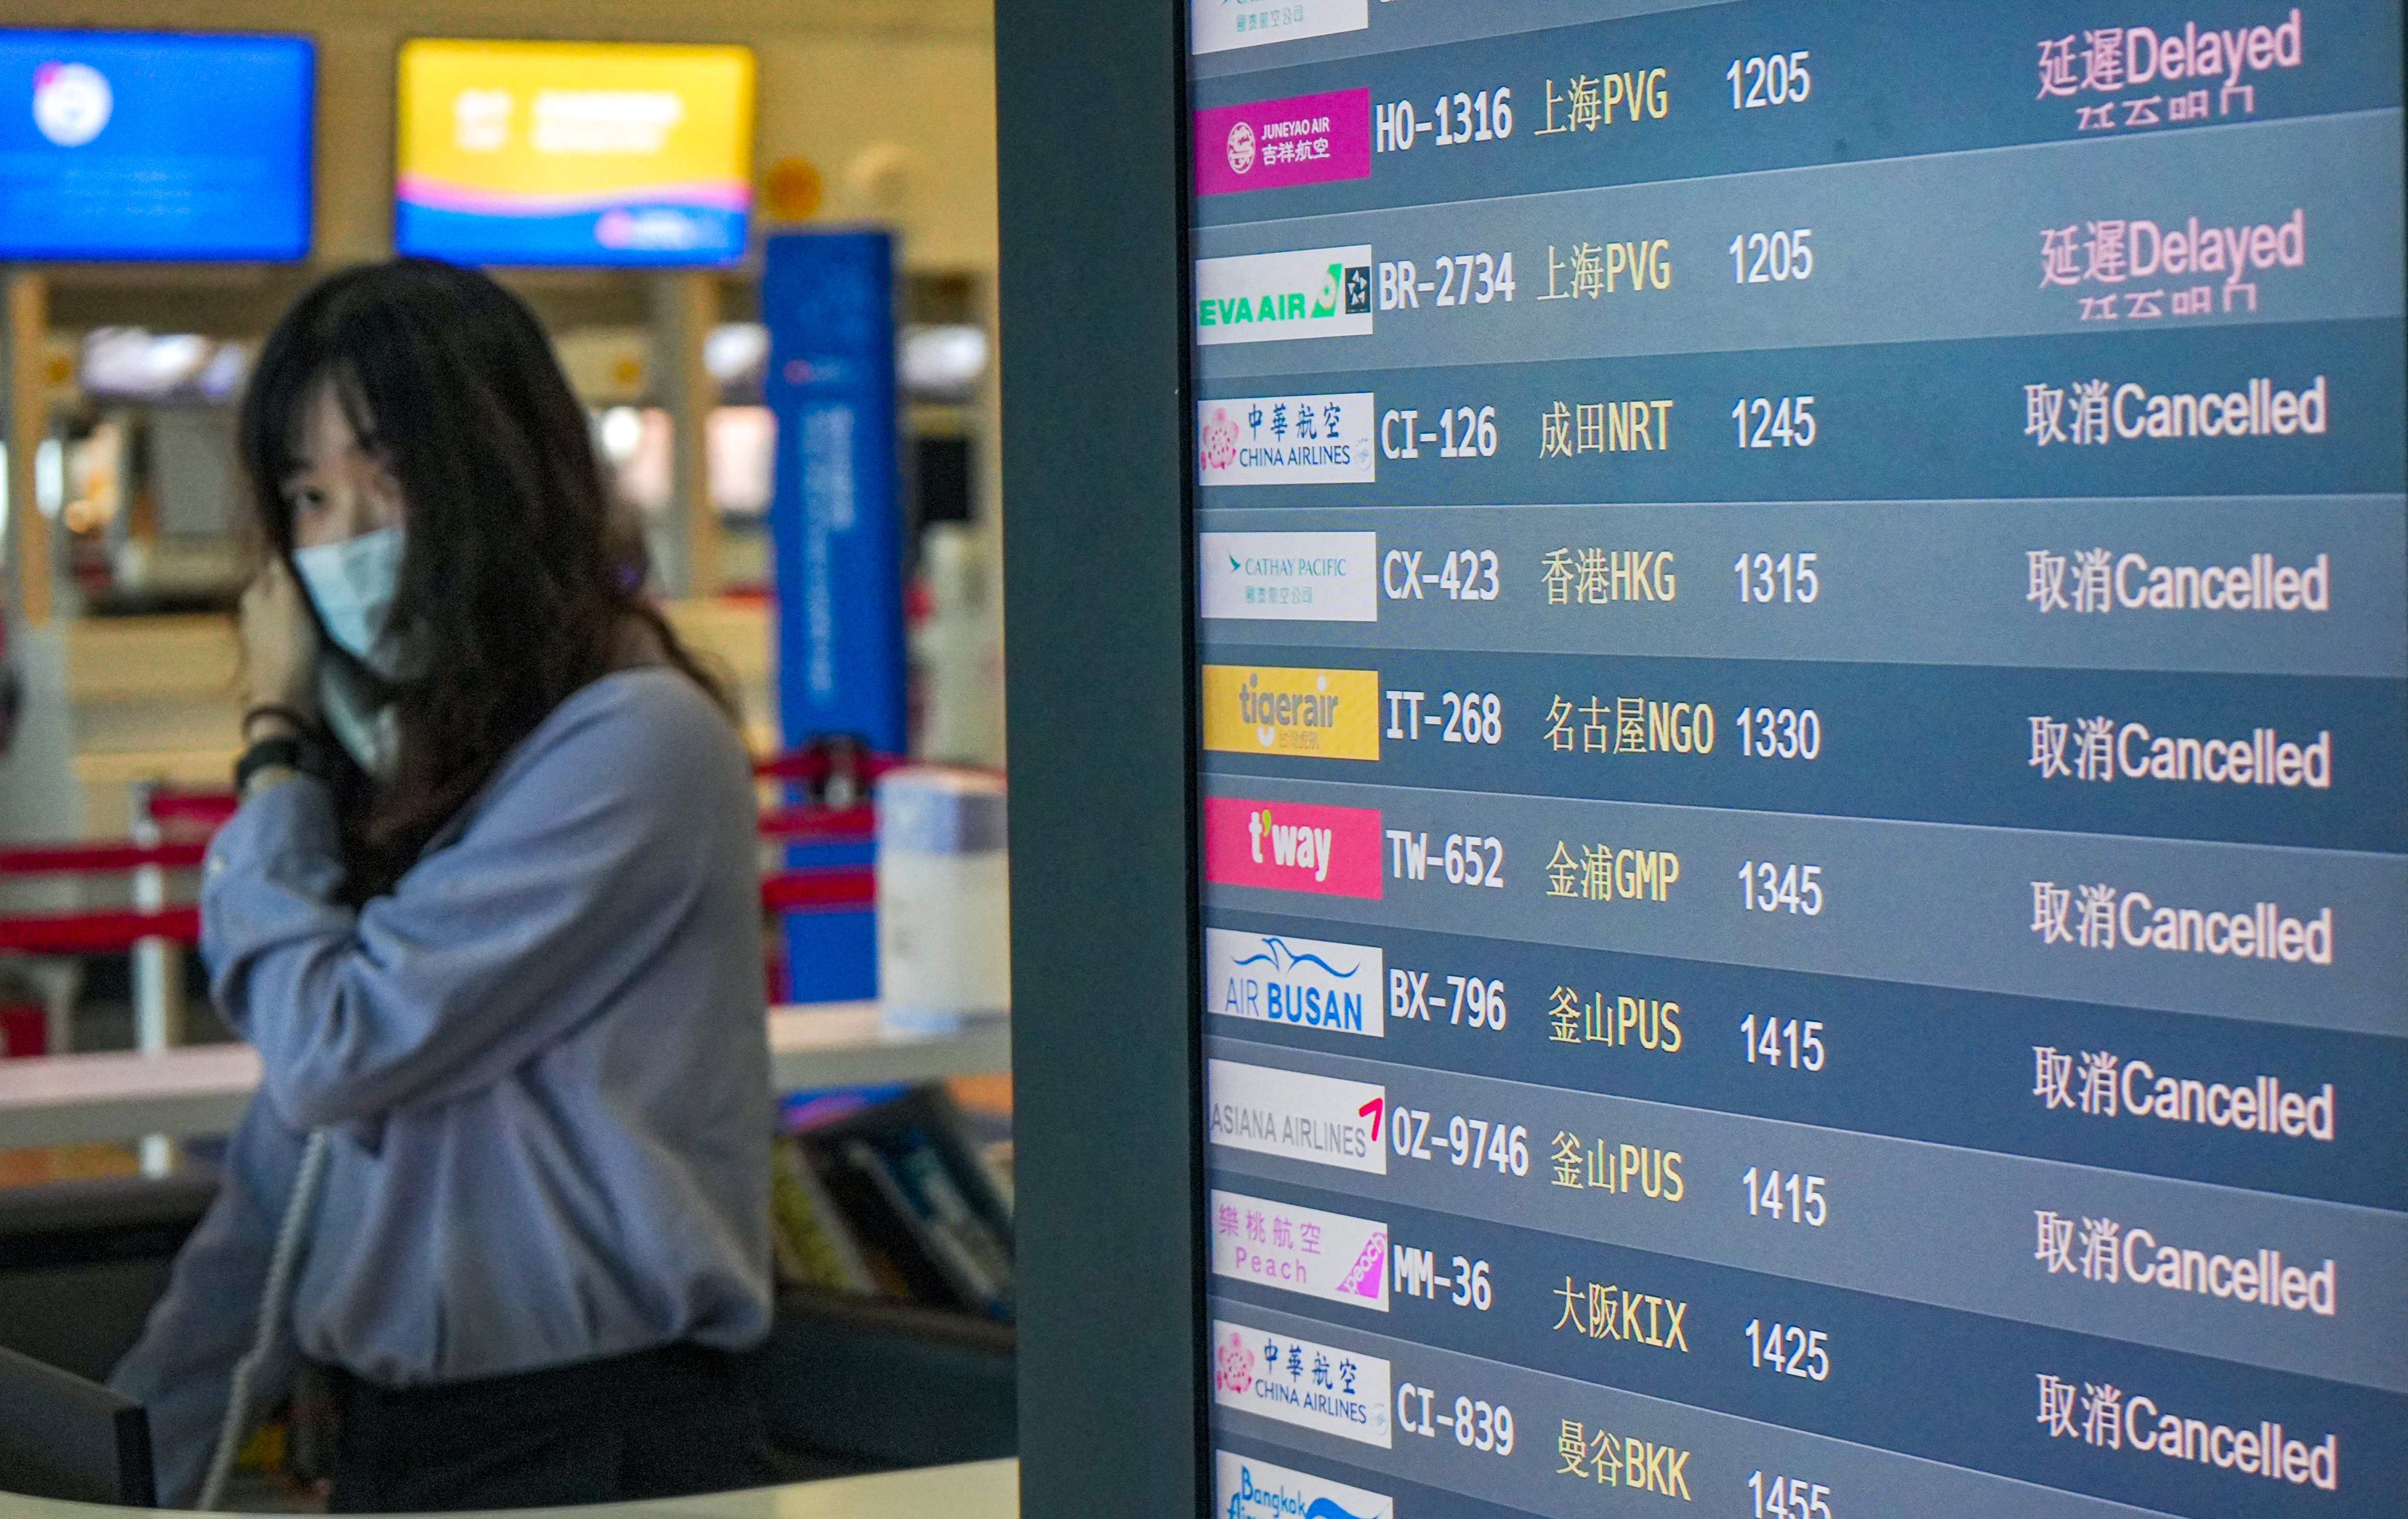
[1189,5,2404,1518]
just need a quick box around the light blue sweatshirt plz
[111,668,774,1507]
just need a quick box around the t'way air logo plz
[1203,666,1380,761]
[1203,797,1384,898]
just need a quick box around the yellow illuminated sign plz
[395,39,756,264]
[1203,666,1381,761]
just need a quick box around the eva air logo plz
[1196,245,1375,346]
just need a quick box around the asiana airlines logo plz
[1215,1451,1393,1519]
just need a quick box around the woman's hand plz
[239,559,319,727]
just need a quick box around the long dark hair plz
[239,258,730,892]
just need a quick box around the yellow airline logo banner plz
[396,39,755,265]
[1203,666,1380,761]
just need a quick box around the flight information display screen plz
[0,30,313,262]
[1188,5,2403,1518]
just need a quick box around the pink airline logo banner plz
[1204,797,1384,899]
[1196,88,1372,198]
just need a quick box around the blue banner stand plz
[763,229,907,1004]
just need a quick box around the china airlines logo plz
[1216,1328,1257,1394]
[1202,408,1242,472]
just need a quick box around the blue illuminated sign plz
[0,31,313,263]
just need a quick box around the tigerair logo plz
[1204,666,1380,760]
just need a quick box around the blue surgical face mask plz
[292,525,408,678]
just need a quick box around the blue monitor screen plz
[0,30,313,262]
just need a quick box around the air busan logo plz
[1197,246,1374,345]
[1204,797,1384,897]
[1205,928,1385,1036]
[1215,1451,1393,1519]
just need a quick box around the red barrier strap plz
[752,750,907,786]
[144,792,239,827]
[0,906,201,955]
[759,866,877,914]
[0,840,209,875]
[756,805,876,843]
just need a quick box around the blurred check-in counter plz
[0,1005,1017,1481]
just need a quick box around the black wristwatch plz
[234,733,332,794]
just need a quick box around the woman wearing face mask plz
[111,259,774,1512]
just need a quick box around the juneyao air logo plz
[1203,797,1383,897]
[1195,88,1372,197]
[1196,246,1374,345]
[1203,666,1380,760]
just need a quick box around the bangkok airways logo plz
[1217,1452,1394,1519]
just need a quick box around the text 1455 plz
[1749,1473,1833,1519]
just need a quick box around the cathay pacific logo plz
[1198,530,1378,622]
